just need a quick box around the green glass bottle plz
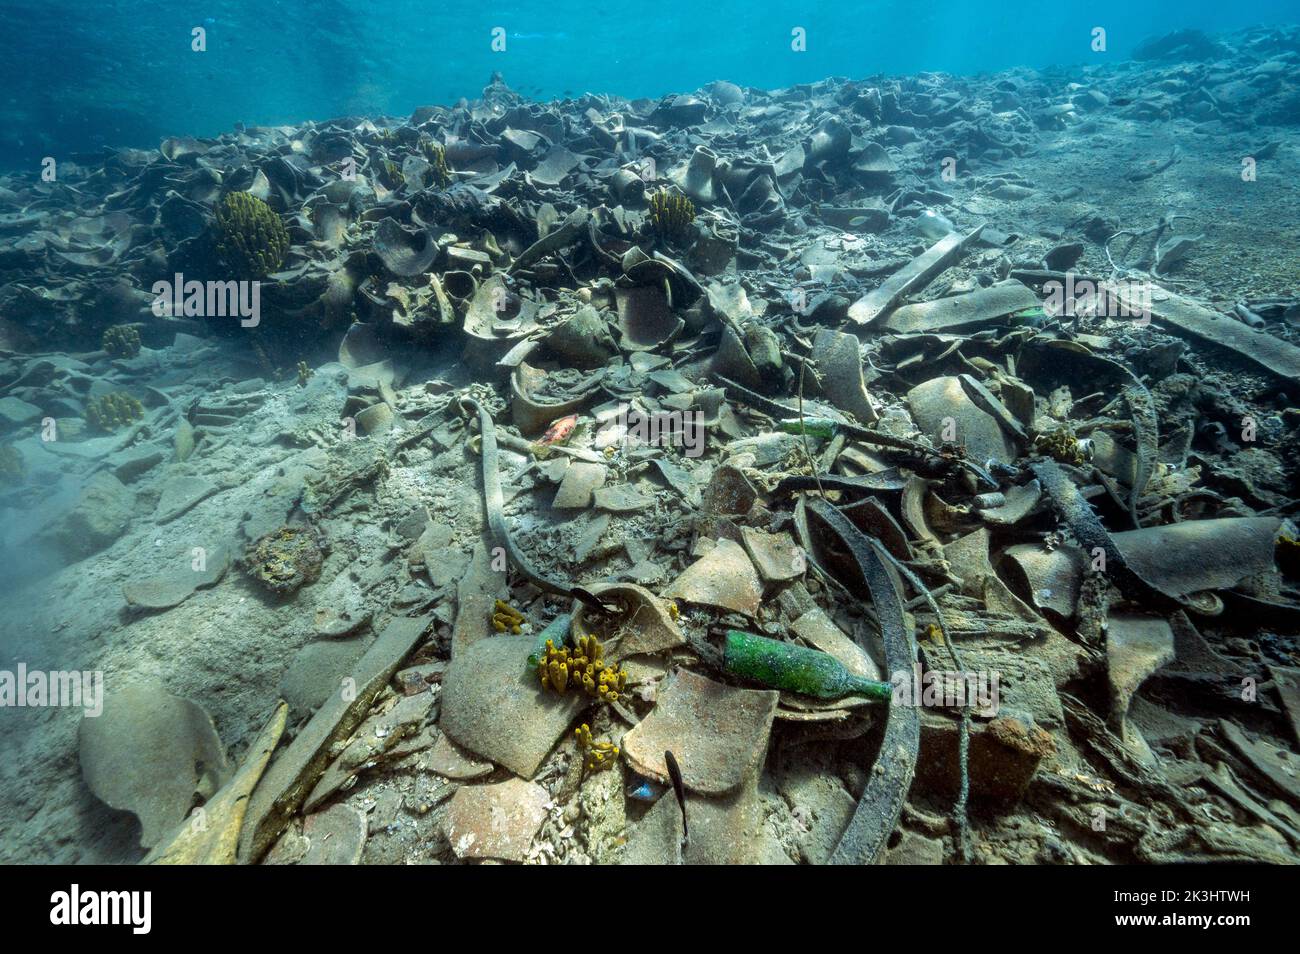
[527,614,573,669]
[777,417,839,438]
[722,630,892,701]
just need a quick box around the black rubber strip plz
[463,397,608,611]
[805,498,921,865]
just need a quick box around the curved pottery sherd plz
[159,137,212,162]
[609,167,647,204]
[615,285,683,352]
[79,680,230,849]
[373,218,438,276]
[510,361,601,435]
[570,582,686,663]
[439,270,477,306]
[672,145,719,204]
[852,142,898,179]
[338,320,387,369]
[463,274,535,368]
[622,249,703,309]
[807,116,851,163]
[544,304,618,369]
[711,323,762,390]
[311,202,348,248]
[736,174,783,219]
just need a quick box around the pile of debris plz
[4,25,1300,864]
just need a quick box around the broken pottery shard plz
[1002,542,1086,618]
[237,612,434,863]
[279,638,369,718]
[511,362,597,435]
[702,463,756,515]
[739,526,804,584]
[509,208,586,274]
[712,323,762,389]
[958,373,1029,444]
[144,702,287,865]
[810,327,879,424]
[122,544,230,610]
[883,280,1040,334]
[304,691,436,811]
[944,528,1038,621]
[663,538,763,616]
[79,680,230,849]
[1105,614,1175,744]
[900,476,938,544]
[1218,719,1300,804]
[616,285,684,351]
[777,762,858,864]
[571,583,686,660]
[848,226,982,326]
[311,566,373,638]
[154,475,219,524]
[907,375,1016,466]
[1154,233,1201,274]
[841,496,912,562]
[619,789,684,865]
[1113,517,1282,598]
[979,479,1041,526]
[300,803,368,865]
[439,634,587,779]
[592,483,655,513]
[113,447,164,484]
[451,539,507,658]
[373,219,437,276]
[1268,665,1300,749]
[1200,762,1300,845]
[444,777,549,862]
[426,731,494,780]
[51,472,133,558]
[552,461,607,509]
[1115,284,1300,385]
[1007,517,1282,618]
[652,764,781,864]
[621,669,779,796]
[529,145,584,187]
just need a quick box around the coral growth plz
[101,324,141,358]
[574,723,619,773]
[1034,425,1091,466]
[378,158,404,191]
[214,191,290,279]
[538,633,628,702]
[648,189,696,242]
[492,599,524,635]
[296,360,313,387]
[86,392,143,432]
[422,141,451,189]
[245,524,324,595]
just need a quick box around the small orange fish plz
[537,414,578,447]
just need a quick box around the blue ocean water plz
[3,0,1298,164]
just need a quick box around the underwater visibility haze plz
[1,0,1299,874]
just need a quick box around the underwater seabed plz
[1,24,1300,864]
